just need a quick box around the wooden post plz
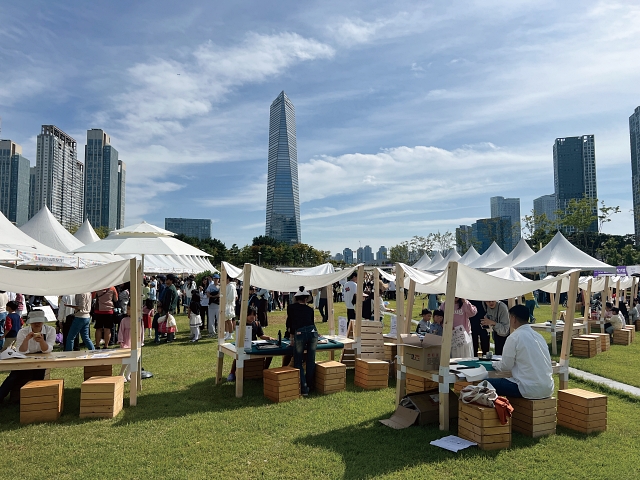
[327,284,335,360]
[405,279,416,334]
[394,264,405,407]
[129,258,141,405]
[215,263,227,385]
[585,278,593,333]
[633,277,638,301]
[354,264,365,353]
[550,280,562,356]
[615,279,621,307]
[439,261,459,431]
[558,271,580,390]
[373,268,380,324]
[235,263,252,398]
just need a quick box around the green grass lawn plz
[1,301,640,479]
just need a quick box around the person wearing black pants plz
[481,300,510,355]
[469,300,489,356]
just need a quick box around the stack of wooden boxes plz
[590,333,610,351]
[354,358,389,390]
[623,325,635,342]
[571,336,599,357]
[509,397,557,437]
[20,379,64,424]
[315,361,346,395]
[612,328,632,345]
[243,358,266,380]
[458,400,511,450]
[263,366,300,402]
[84,365,113,381]
[384,342,397,377]
[557,388,607,433]
[80,376,124,419]
[405,373,439,395]
[359,321,385,359]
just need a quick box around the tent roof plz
[72,234,210,257]
[467,242,508,270]
[488,267,531,282]
[428,249,461,272]
[485,238,535,270]
[411,253,432,270]
[0,250,20,261]
[290,263,335,275]
[416,251,443,271]
[458,246,481,266]
[514,231,614,273]
[74,219,101,244]
[112,221,174,237]
[20,206,87,253]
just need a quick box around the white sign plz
[338,316,348,337]
[244,325,253,350]
[389,315,397,336]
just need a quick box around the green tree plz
[432,231,454,252]
[522,210,556,251]
[389,243,409,263]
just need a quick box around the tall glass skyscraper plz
[84,129,120,230]
[490,196,521,244]
[0,139,31,226]
[265,91,301,245]
[630,106,640,241]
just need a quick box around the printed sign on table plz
[338,316,348,337]
[389,315,397,336]
[244,326,253,350]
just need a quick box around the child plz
[1,301,22,351]
[227,306,274,382]
[188,290,202,342]
[153,304,163,344]
[416,308,432,334]
[116,305,142,381]
[142,299,154,339]
[428,309,445,336]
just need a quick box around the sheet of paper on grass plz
[430,435,477,452]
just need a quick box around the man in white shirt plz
[0,310,57,403]
[487,305,554,399]
[343,271,358,321]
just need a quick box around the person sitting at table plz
[227,306,274,382]
[606,307,625,336]
[480,300,510,355]
[1,301,22,351]
[286,286,318,396]
[0,310,56,403]
[487,305,554,399]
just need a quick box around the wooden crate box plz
[80,376,124,419]
[263,366,300,403]
[20,379,64,424]
[406,373,439,395]
[84,364,113,381]
[623,325,635,342]
[578,334,602,354]
[315,361,346,395]
[243,358,266,380]
[453,381,475,395]
[458,400,511,450]
[354,358,389,390]
[571,337,598,358]
[360,321,385,359]
[557,388,607,434]
[612,329,631,346]
[635,320,640,332]
[590,333,610,351]
[508,397,556,438]
[340,348,356,368]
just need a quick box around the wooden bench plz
[20,379,64,424]
[458,400,511,450]
[80,376,124,419]
[557,388,607,434]
[508,397,556,437]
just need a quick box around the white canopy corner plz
[485,237,535,270]
[458,246,481,266]
[428,249,461,272]
[466,242,508,270]
[411,253,432,270]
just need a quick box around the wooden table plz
[216,336,355,398]
[530,322,588,355]
[0,349,137,406]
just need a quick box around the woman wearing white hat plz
[0,310,56,403]
[286,286,318,396]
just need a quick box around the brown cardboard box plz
[380,391,457,429]
[400,334,441,371]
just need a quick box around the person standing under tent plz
[1,301,22,351]
[0,291,8,351]
[57,294,78,351]
[387,279,396,301]
[141,279,150,302]
[224,275,238,341]
[629,298,639,324]
[93,286,118,349]
[468,300,489,357]
[188,291,202,342]
[524,291,536,322]
[286,287,318,396]
[200,278,209,331]
[343,271,358,322]
[440,297,477,358]
[206,274,220,338]
[162,274,179,315]
[318,286,328,323]
[142,299,154,339]
[183,276,196,315]
[64,292,95,352]
[256,288,269,327]
[481,300,511,355]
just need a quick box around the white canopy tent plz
[221,261,353,289]
[0,250,20,262]
[415,251,443,271]
[74,219,101,244]
[290,263,335,276]
[428,249,461,272]
[457,246,481,266]
[411,253,432,270]
[488,267,531,282]
[466,242,508,271]
[485,237,535,270]
[513,231,615,273]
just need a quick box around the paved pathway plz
[568,367,640,397]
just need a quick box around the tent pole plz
[585,279,592,333]
[129,258,140,406]
[405,279,416,333]
[615,279,621,307]
[216,263,227,385]
[354,264,364,355]
[439,261,459,431]
[235,263,251,398]
[327,284,335,360]
[394,264,405,407]
[373,268,380,324]
[559,271,579,390]
[550,280,562,355]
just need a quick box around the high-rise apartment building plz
[343,248,354,264]
[34,125,84,229]
[363,245,374,263]
[265,91,301,245]
[553,135,597,232]
[533,194,557,229]
[28,167,36,219]
[377,246,388,262]
[0,139,31,226]
[84,129,120,230]
[490,196,521,243]
[117,160,126,229]
[456,225,473,254]
[630,107,640,240]
[472,217,513,254]
[164,218,212,240]
[356,247,364,263]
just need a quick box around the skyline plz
[1,1,639,254]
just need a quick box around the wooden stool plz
[557,388,607,433]
[508,397,556,438]
[354,358,389,390]
[244,358,266,380]
[315,361,346,394]
[453,381,475,395]
[80,376,124,419]
[623,325,635,342]
[612,329,632,345]
[406,373,438,394]
[635,320,640,332]
[589,333,610,351]
[20,379,64,424]
[458,400,511,450]
[84,365,113,381]
[263,366,300,402]
[572,337,598,357]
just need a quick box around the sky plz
[1,0,639,255]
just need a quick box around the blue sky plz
[1,0,639,255]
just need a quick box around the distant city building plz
[356,247,364,263]
[165,218,212,240]
[343,248,354,264]
[363,245,374,263]
[553,135,597,232]
[490,196,521,243]
[377,246,388,262]
[0,139,31,226]
[631,107,640,240]
[471,217,513,254]
[117,160,126,229]
[456,225,473,254]
[265,91,301,245]
[84,129,120,230]
[333,252,344,262]
[33,125,83,228]
[533,194,557,229]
